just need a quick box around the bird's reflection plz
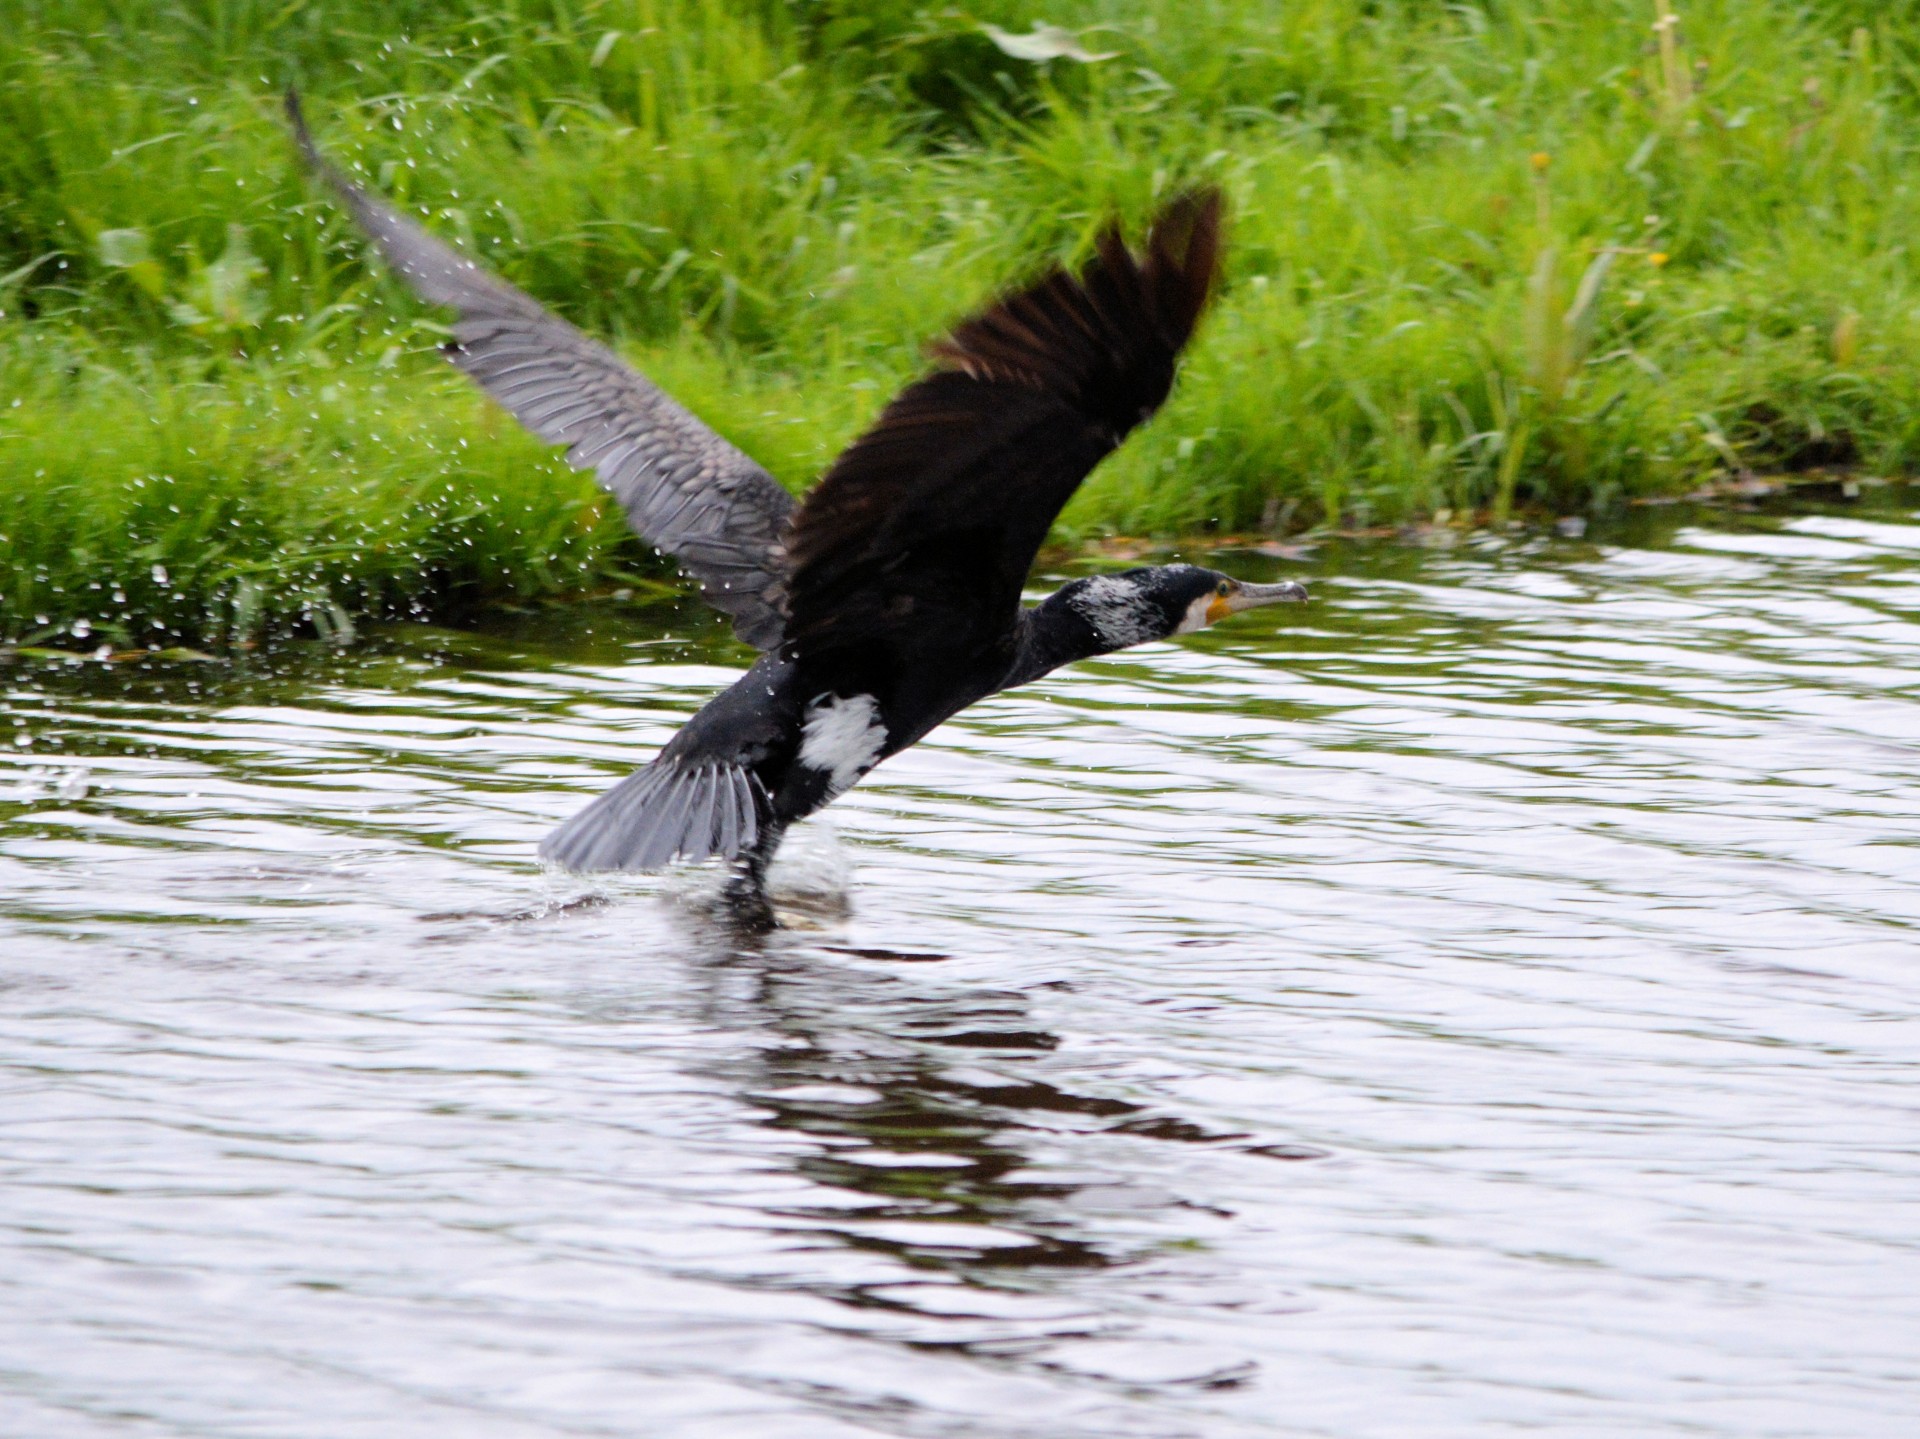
[667,909,1262,1291]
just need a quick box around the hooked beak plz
[1207,578,1310,624]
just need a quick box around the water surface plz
[4,491,1918,1437]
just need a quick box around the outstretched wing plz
[286,91,795,648]
[781,189,1222,668]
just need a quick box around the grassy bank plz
[4,0,1919,647]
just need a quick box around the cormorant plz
[287,92,1307,915]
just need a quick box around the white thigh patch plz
[799,693,887,796]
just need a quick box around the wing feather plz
[781,189,1223,665]
[286,91,795,649]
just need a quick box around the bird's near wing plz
[780,188,1223,671]
[285,91,795,649]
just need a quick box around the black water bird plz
[287,92,1307,913]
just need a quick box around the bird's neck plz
[1006,589,1112,689]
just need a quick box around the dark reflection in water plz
[678,920,1253,1287]
[4,486,1920,1437]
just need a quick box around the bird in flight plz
[287,91,1307,922]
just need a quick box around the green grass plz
[5,0,1920,646]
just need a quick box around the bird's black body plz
[287,91,1307,920]
[548,564,1253,894]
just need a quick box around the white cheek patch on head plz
[1173,593,1217,636]
[799,693,888,796]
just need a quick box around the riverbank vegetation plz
[4,0,1918,646]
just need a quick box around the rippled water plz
[5,491,1919,1438]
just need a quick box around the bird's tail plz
[540,759,766,873]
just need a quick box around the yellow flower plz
[1530,151,1552,172]
[1648,251,1670,267]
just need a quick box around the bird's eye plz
[1216,581,1233,597]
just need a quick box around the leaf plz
[96,228,151,268]
[1832,309,1861,366]
[0,251,59,296]
[981,23,1118,64]
[648,247,691,293]
[1523,244,1570,402]
[8,647,79,661]
[1563,247,1616,362]
[193,224,267,331]
[97,227,169,301]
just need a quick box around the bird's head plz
[1061,564,1309,652]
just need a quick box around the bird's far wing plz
[780,188,1222,667]
[286,91,796,649]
